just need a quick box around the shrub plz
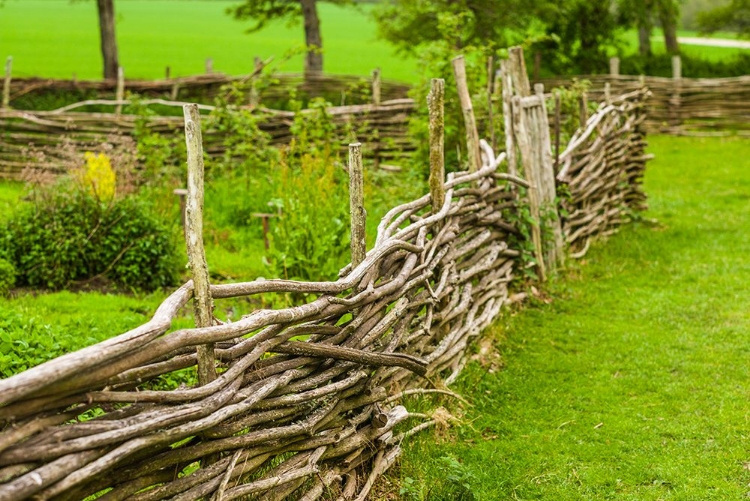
[0,187,181,291]
[0,258,16,296]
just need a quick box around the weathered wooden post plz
[205,57,214,74]
[553,91,561,174]
[171,82,181,100]
[165,66,171,79]
[428,78,445,214]
[348,142,366,267]
[671,54,682,133]
[604,81,611,104]
[580,90,589,127]
[500,59,518,177]
[609,57,620,77]
[115,66,124,116]
[534,83,564,269]
[182,103,217,386]
[452,55,482,173]
[371,68,381,106]
[2,56,12,109]
[487,55,496,154]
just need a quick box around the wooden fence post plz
[609,57,620,77]
[452,55,482,173]
[2,56,12,109]
[115,66,124,116]
[580,90,589,127]
[371,68,381,106]
[604,81,611,104]
[165,66,171,79]
[205,58,214,74]
[534,83,564,269]
[487,55,496,154]
[553,91,561,174]
[428,78,445,214]
[500,60,518,177]
[349,143,366,268]
[182,103,217,386]
[671,55,682,133]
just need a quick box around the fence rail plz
[0,78,650,499]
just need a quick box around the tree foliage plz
[697,0,750,36]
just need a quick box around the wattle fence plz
[0,52,650,499]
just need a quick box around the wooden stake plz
[609,57,620,77]
[604,82,611,104]
[672,55,682,80]
[554,91,561,174]
[487,55,496,155]
[348,143,366,268]
[115,66,124,116]
[500,60,518,177]
[452,55,481,173]
[2,56,12,109]
[371,68,381,106]
[182,103,216,386]
[428,78,445,214]
[205,58,214,74]
[580,91,589,127]
[534,83,564,270]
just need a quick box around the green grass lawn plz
[397,135,750,499]
[0,0,418,82]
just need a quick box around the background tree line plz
[90,0,748,80]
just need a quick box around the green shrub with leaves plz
[0,258,16,296]
[0,186,181,291]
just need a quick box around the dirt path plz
[675,36,750,49]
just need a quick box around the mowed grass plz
[396,135,750,500]
[0,0,417,82]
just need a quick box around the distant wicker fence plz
[539,73,750,135]
[0,98,415,179]
[0,83,649,500]
[8,72,410,107]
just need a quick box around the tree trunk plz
[97,0,119,80]
[638,24,652,57]
[658,0,680,55]
[300,0,323,77]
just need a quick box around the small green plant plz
[0,258,17,296]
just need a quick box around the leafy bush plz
[0,187,181,291]
[0,258,16,296]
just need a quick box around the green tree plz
[619,0,681,56]
[228,0,352,77]
[373,0,536,54]
[697,0,750,36]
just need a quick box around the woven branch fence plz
[0,99,415,179]
[0,64,649,499]
[539,56,750,135]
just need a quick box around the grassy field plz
[397,135,750,499]
[0,0,418,82]
[2,1,748,84]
